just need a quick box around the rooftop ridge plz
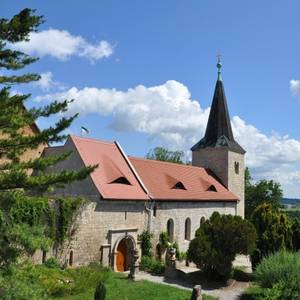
[70,134,115,146]
[128,155,206,170]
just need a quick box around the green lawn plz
[51,272,215,300]
[1,263,216,300]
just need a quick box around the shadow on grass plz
[162,268,253,291]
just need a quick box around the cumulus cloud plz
[33,72,58,91]
[290,79,300,96]
[37,80,300,197]
[13,29,114,62]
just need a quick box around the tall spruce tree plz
[0,9,96,268]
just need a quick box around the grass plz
[0,262,217,300]
[52,272,217,300]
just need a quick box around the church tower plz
[191,59,246,217]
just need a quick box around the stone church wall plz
[151,201,236,253]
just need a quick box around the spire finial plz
[216,54,222,81]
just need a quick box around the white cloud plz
[13,29,114,62]
[37,80,300,197]
[290,79,300,96]
[33,72,57,91]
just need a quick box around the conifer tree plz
[0,9,96,268]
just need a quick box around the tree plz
[146,147,184,164]
[0,9,96,268]
[245,168,283,219]
[250,203,293,268]
[187,212,256,279]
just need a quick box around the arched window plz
[167,219,174,242]
[185,218,191,240]
[69,250,73,266]
[234,161,240,174]
[200,216,206,226]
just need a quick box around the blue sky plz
[2,1,300,197]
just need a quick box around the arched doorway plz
[116,239,127,272]
[115,236,135,272]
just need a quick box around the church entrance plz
[116,239,127,272]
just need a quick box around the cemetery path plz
[136,271,249,300]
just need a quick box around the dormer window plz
[110,177,131,185]
[172,181,186,190]
[207,185,217,192]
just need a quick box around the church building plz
[42,61,245,271]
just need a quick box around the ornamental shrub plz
[251,203,293,267]
[140,256,165,275]
[187,212,256,279]
[94,281,106,300]
[255,251,300,289]
[241,251,300,300]
[138,230,153,257]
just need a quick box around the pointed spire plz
[191,60,245,154]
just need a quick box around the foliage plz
[187,212,256,279]
[44,257,61,269]
[94,281,106,300]
[159,231,170,249]
[284,209,300,220]
[255,251,300,289]
[245,168,283,219]
[146,147,184,164]
[138,230,153,257]
[241,251,300,300]
[250,203,293,267]
[291,218,300,250]
[140,256,165,275]
[0,262,111,298]
[0,9,96,268]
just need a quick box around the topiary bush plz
[187,212,256,280]
[94,281,106,300]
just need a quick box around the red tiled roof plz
[129,157,238,201]
[69,135,238,202]
[70,135,149,200]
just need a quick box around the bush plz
[241,251,300,300]
[255,251,300,289]
[140,256,165,275]
[292,219,300,251]
[0,262,111,298]
[159,232,170,249]
[187,212,256,280]
[44,257,61,269]
[251,203,293,267]
[94,281,106,300]
[138,230,153,257]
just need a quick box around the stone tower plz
[191,59,246,217]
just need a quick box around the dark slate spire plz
[191,59,245,154]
